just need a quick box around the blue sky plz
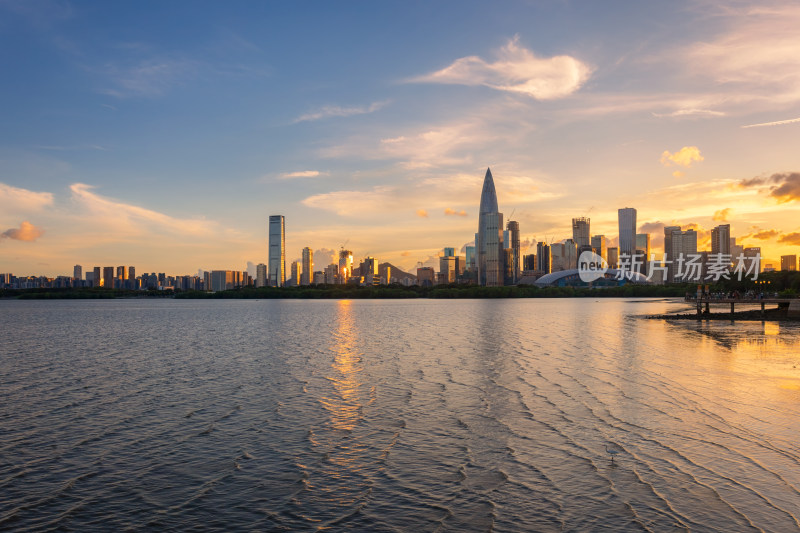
[2,0,800,276]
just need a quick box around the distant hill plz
[379,262,416,282]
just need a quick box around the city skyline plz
[2,2,800,276]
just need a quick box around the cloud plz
[681,5,800,110]
[99,56,199,98]
[660,146,704,168]
[410,36,592,100]
[278,170,328,179]
[400,251,411,257]
[302,170,559,218]
[1,221,44,241]
[712,208,731,222]
[444,208,467,216]
[70,183,217,237]
[292,101,388,123]
[314,248,337,266]
[739,172,800,203]
[638,221,666,234]
[653,109,726,118]
[742,116,800,128]
[779,232,800,245]
[0,182,54,213]
[673,171,686,179]
[751,229,779,240]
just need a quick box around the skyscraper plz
[572,217,591,251]
[256,263,267,287]
[103,266,114,289]
[477,168,504,286]
[465,245,475,271]
[301,247,313,285]
[663,226,680,282]
[591,235,607,261]
[635,233,651,276]
[73,265,82,280]
[618,208,637,257]
[338,249,353,284]
[268,215,285,287]
[507,220,520,282]
[711,224,731,256]
[536,242,551,274]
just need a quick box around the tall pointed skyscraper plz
[476,168,504,286]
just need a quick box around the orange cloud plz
[740,172,800,203]
[1,221,44,242]
[779,232,800,245]
[752,229,779,240]
[672,170,686,179]
[712,208,731,222]
[444,207,467,216]
[416,209,429,218]
[400,251,411,257]
[660,146,704,168]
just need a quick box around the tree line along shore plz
[4,271,800,300]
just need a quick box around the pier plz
[687,295,800,317]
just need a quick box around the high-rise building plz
[443,247,455,257]
[635,233,651,276]
[711,224,731,256]
[290,261,301,286]
[671,229,698,282]
[465,245,476,271]
[618,208,637,257]
[664,226,681,282]
[591,235,607,261]
[551,240,577,272]
[572,217,590,249]
[268,215,285,287]
[607,247,619,269]
[93,267,101,288]
[116,266,127,289]
[507,220,520,282]
[128,266,135,283]
[744,247,761,274]
[210,270,235,291]
[73,265,82,280]
[301,247,313,285]
[439,255,456,284]
[256,263,267,287]
[338,250,353,284]
[536,242,551,274]
[522,254,536,271]
[417,266,435,286]
[324,264,338,284]
[477,168,504,286]
[103,267,114,289]
[781,255,797,271]
[731,236,744,263]
[362,257,379,285]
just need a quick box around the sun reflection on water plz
[321,300,364,432]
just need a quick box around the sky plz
[1,0,800,277]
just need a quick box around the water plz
[1,298,800,531]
